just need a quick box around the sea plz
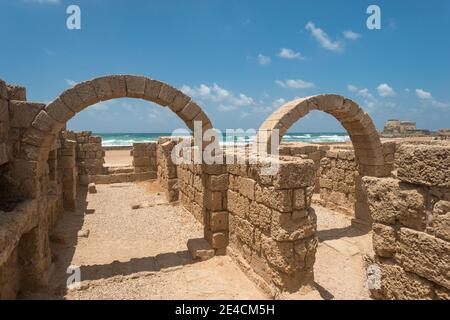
[96,132,350,147]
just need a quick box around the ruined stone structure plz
[132,142,157,175]
[382,119,430,137]
[62,131,104,185]
[0,76,448,300]
[364,143,450,299]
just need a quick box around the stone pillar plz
[204,164,229,255]
[60,140,77,210]
[227,157,318,294]
[157,138,179,202]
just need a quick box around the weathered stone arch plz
[18,75,214,198]
[255,94,387,177]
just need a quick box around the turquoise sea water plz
[96,132,350,147]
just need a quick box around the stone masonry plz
[0,75,448,300]
[364,143,450,300]
[132,142,157,174]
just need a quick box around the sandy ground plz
[23,182,372,300]
[104,149,133,167]
[29,182,265,300]
[312,205,373,300]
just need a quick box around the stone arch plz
[18,75,214,198]
[255,94,387,178]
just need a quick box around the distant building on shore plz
[382,119,430,137]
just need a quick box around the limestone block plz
[45,98,75,123]
[187,238,215,261]
[433,200,450,241]
[396,228,450,289]
[125,75,146,98]
[261,235,297,274]
[396,144,450,187]
[372,263,435,300]
[255,185,292,212]
[372,223,397,258]
[9,101,44,128]
[178,101,201,122]
[248,202,272,233]
[59,87,84,113]
[239,177,256,200]
[6,85,26,101]
[206,231,228,249]
[74,81,99,109]
[207,174,228,191]
[363,177,427,229]
[206,191,224,211]
[91,76,113,100]
[144,79,164,104]
[273,160,316,189]
[210,211,229,232]
[293,188,306,210]
[158,83,179,106]
[227,190,249,218]
[170,91,191,113]
[108,75,127,98]
[32,110,60,133]
[271,209,316,242]
[133,157,150,167]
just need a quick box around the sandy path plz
[24,182,372,300]
[104,150,133,166]
[313,205,373,300]
[38,182,266,300]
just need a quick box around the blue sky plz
[1,0,449,133]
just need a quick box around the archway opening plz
[254,94,391,299]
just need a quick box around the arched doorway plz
[255,94,387,178]
[16,75,213,199]
[254,94,387,298]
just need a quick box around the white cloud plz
[343,30,361,40]
[347,84,378,110]
[65,79,77,87]
[416,89,449,108]
[415,89,433,100]
[277,48,305,60]
[257,54,271,65]
[272,98,286,108]
[305,21,343,52]
[276,79,315,89]
[377,83,396,97]
[181,83,254,113]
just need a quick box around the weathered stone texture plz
[396,143,450,187]
[132,142,157,175]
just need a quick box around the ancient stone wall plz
[62,131,104,184]
[364,143,450,300]
[226,156,317,296]
[59,139,77,210]
[178,162,206,223]
[132,142,157,174]
[318,149,358,215]
[279,143,329,193]
[156,137,181,202]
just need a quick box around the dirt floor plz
[104,149,133,167]
[23,182,373,300]
[313,205,373,300]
